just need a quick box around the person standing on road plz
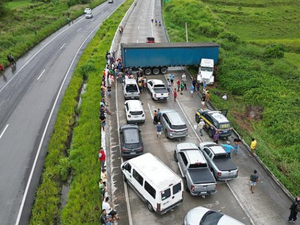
[0,63,4,74]
[174,88,177,101]
[288,196,300,223]
[167,78,171,92]
[205,90,210,103]
[157,108,161,121]
[190,83,194,98]
[181,73,187,90]
[170,74,174,86]
[250,138,257,155]
[177,79,181,91]
[99,114,106,131]
[250,170,259,194]
[192,77,197,90]
[180,82,184,95]
[156,122,163,138]
[233,138,241,155]
[213,130,220,144]
[201,94,206,109]
[197,119,205,136]
[99,148,106,170]
[153,110,159,124]
[221,142,235,156]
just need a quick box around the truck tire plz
[165,129,169,139]
[174,151,178,162]
[144,68,152,75]
[160,67,168,74]
[208,129,214,138]
[184,178,190,193]
[152,67,160,75]
[146,201,154,212]
[123,175,127,183]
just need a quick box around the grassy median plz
[29,0,133,224]
[0,0,105,67]
[163,0,300,196]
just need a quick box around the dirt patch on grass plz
[246,105,263,120]
[232,110,253,133]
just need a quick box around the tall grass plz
[164,0,300,196]
[30,0,133,224]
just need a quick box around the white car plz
[147,79,169,101]
[124,100,145,123]
[184,207,245,225]
[85,12,93,19]
[84,8,92,14]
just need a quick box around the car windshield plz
[170,124,187,130]
[124,129,139,143]
[130,111,143,115]
[154,84,166,89]
[200,211,223,225]
[214,154,229,160]
[189,163,207,168]
[201,66,213,72]
[126,84,138,92]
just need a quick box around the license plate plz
[130,152,136,154]
[134,116,138,118]
[223,129,228,132]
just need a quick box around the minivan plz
[120,124,143,158]
[124,100,145,123]
[121,153,183,214]
[160,109,188,139]
[123,79,140,100]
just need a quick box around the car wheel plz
[195,114,200,123]
[152,67,160,75]
[208,129,214,138]
[174,151,178,162]
[160,67,168,74]
[123,175,127,183]
[165,129,169,139]
[146,201,154,212]
[144,68,152,75]
[184,179,190,193]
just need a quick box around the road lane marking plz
[15,18,105,225]
[77,28,82,32]
[148,103,153,119]
[37,69,45,80]
[0,124,9,139]
[137,26,139,29]
[60,43,66,49]
[137,40,139,43]
[0,2,110,94]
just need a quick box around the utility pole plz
[185,22,188,42]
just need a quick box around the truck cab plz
[174,143,217,196]
[197,58,214,85]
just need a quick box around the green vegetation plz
[0,0,105,67]
[29,0,133,224]
[163,0,300,195]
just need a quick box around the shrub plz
[263,44,285,58]
[217,31,240,43]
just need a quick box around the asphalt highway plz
[106,0,296,224]
[0,1,126,224]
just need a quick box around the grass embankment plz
[30,0,133,224]
[163,0,300,195]
[0,0,105,67]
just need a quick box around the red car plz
[146,37,155,43]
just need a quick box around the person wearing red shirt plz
[99,148,106,170]
[174,88,177,101]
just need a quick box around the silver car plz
[184,207,245,225]
[160,110,188,139]
[85,12,93,19]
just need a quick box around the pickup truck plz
[147,79,169,101]
[199,142,238,181]
[174,143,217,196]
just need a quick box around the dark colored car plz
[195,109,232,139]
[120,124,143,158]
[146,37,155,43]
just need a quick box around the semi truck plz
[121,42,219,75]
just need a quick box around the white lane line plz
[0,124,9,139]
[116,80,134,225]
[137,26,139,30]
[77,28,82,32]
[140,16,142,19]
[37,69,46,80]
[148,103,153,119]
[15,19,104,225]
[150,0,154,37]
[60,43,66,49]
[137,40,139,43]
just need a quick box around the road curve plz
[0,1,125,224]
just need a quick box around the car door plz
[125,102,129,118]
[178,152,188,177]
[147,80,153,91]
[122,162,133,183]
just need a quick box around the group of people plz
[99,51,123,225]
[0,54,16,75]
[151,18,161,26]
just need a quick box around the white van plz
[197,58,214,85]
[124,100,145,123]
[123,79,140,100]
[121,153,183,214]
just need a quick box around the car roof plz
[126,100,143,110]
[148,79,164,85]
[207,111,229,123]
[127,153,181,189]
[185,207,245,225]
[210,146,227,154]
[162,110,185,125]
[124,79,137,84]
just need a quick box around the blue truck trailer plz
[121,42,219,75]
